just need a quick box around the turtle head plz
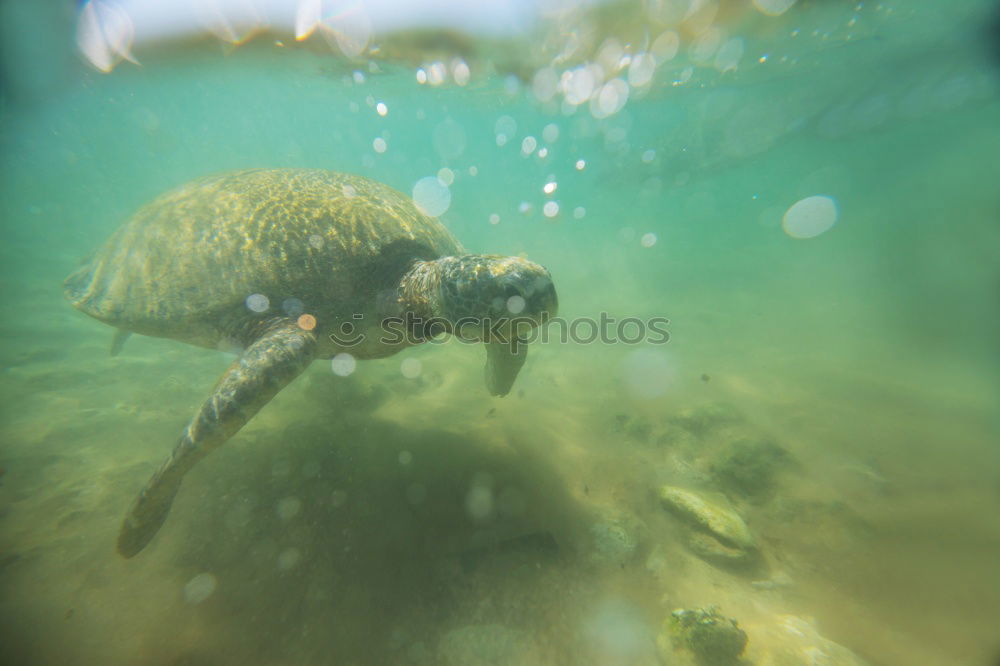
[436,254,558,396]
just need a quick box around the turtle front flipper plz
[484,338,527,397]
[117,321,317,558]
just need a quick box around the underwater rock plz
[711,438,796,501]
[458,530,559,574]
[588,512,643,566]
[660,486,756,554]
[750,570,794,591]
[670,402,743,436]
[659,486,759,570]
[744,615,869,666]
[610,413,653,442]
[686,532,751,567]
[656,426,699,450]
[437,623,534,666]
[663,606,748,665]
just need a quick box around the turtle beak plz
[484,338,527,397]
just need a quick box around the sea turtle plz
[64,168,558,558]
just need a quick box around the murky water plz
[1,2,998,665]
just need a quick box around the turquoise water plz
[1,1,998,665]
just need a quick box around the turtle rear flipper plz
[117,321,317,558]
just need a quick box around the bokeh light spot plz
[622,348,675,399]
[401,357,423,379]
[782,195,839,238]
[277,548,301,571]
[412,176,452,217]
[276,497,301,522]
[245,293,269,313]
[507,295,526,314]
[432,118,466,160]
[332,353,356,377]
[282,297,304,316]
[183,573,217,605]
[753,0,798,16]
[297,313,317,331]
[437,167,455,186]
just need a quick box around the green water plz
[1,2,998,665]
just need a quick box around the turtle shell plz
[64,169,463,344]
